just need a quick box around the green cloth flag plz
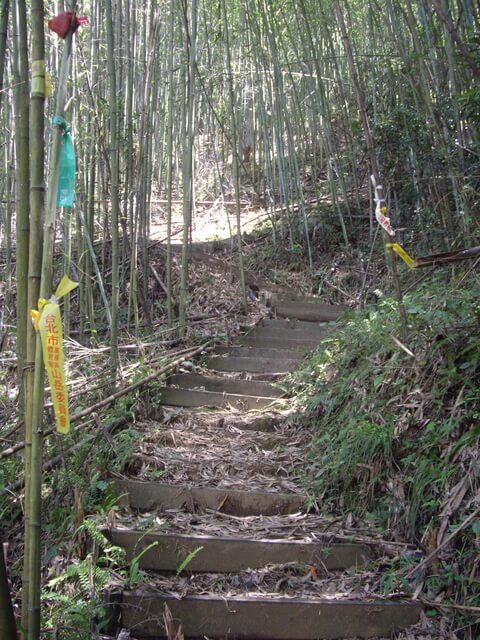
[53,115,76,207]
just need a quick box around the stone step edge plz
[158,386,286,410]
[115,479,305,516]
[106,592,422,639]
[106,527,372,572]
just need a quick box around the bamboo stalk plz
[24,6,77,636]
[0,0,9,116]
[12,0,30,412]
[105,0,120,380]
[179,0,198,337]
[21,0,45,630]
[165,0,176,328]
[404,500,480,580]
[334,0,407,337]
[221,0,248,313]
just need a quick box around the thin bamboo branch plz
[404,499,480,580]
[1,340,215,465]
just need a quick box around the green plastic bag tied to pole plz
[53,115,76,207]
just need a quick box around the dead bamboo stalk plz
[404,499,480,580]
[0,340,215,462]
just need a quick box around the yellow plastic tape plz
[386,243,416,269]
[31,276,78,434]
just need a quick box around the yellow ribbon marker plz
[31,275,78,434]
[386,243,416,269]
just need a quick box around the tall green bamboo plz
[21,0,45,632]
[23,6,77,635]
[4,146,13,310]
[165,0,176,327]
[221,0,247,312]
[432,0,480,84]
[12,0,29,411]
[0,0,9,115]
[179,0,198,336]
[105,0,120,377]
[334,0,407,336]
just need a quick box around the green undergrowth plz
[291,275,479,624]
[0,377,167,637]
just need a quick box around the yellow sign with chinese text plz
[32,276,78,434]
[38,302,70,433]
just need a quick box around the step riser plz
[205,356,298,373]
[258,319,331,336]
[168,374,285,398]
[159,387,282,410]
[274,302,346,322]
[109,593,422,639]
[213,346,303,360]
[248,333,322,346]
[238,336,314,351]
[115,480,304,516]
[108,529,371,572]
[250,327,323,342]
[270,294,349,312]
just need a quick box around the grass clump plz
[292,277,479,621]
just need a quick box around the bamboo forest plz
[0,1,479,639]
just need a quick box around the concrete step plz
[205,355,299,373]
[115,479,303,516]
[250,327,324,343]
[238,335,315,351]
[273,300,348,322]
[258,317,333,335]
[159,387,283,410]
[107,528,372,572]
[108,592,422,639]
[168,373,285,398]
[213,345,303,361]
[271,292,349,311]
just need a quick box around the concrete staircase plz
[105,297,421,639]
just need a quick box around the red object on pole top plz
[48,12,88,39]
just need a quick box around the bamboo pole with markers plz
[334,0,408,339]
[23,4,77,638]
[21,0,46,635]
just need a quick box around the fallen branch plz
[0,340,215,461]
[0,418,94,461]
[420,598,480,614]
[404,500,480,580]
[322,279,359,304]
[4,417,128,494]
